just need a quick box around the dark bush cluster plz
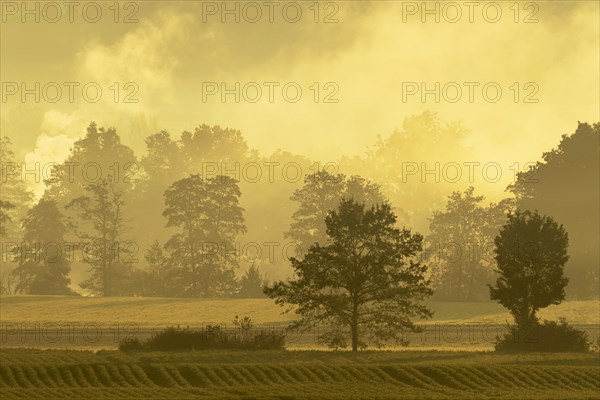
[119,321,285,352]
[495,318,591,353]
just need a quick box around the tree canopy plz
[267,199,432,351]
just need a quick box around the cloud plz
[24,133,74,199]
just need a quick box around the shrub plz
[495,318,591,353]
[119,318,286,352]
[118,337,144,352]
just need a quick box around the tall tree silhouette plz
[0,136,34,240]
[45,122,137,204]
[132,240,175,297]
[267,199,432,352]
[67,179,132,296]
[1,136,34,293]
[340,112,473,232]
[286,171,388,251]
[11,198,73,294]
[238,263,268,298]
[163,174,246,296]
[0,200,14,237]
[508,122,599,298]
[426,187,513,301]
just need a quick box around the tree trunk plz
[351,296,359,352]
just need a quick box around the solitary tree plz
[266,199,432,352]
[489,210,569,326]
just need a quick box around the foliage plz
[339,112,474,233]
[489,210,569,326]
[119,319,285,352]
[0,136,34,240]
[163,174,246,297]
[131,240,177,297]
[267,199,433,352]
[426,187,513,301]
[0,200,15,237]
[10,198,74,295]
[237,263,268,298]
[286,171,389,250]
[495,318,591,352]
[508,122,600,298]
[66,179,132,296]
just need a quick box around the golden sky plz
[1,1,599,199]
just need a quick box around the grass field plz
[1,296,599,351]
[1,296,598,326]
[1,297,599,399]
[0,349,598,399]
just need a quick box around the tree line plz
[0,117,598,301]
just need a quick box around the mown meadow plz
[1,349,599,400]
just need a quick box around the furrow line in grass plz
[34,365,58,388]
[179,365,213,387]
[235,365,263,385]
[21,365,44,388]
[213,365,241,386]
[294,364,327,383]
[221,365,251,385]
[283,365,312,384]
[93,364,117,387]
[142,364,177,387]
[69,366,91,387]
[438,365,486,391]
[12,366,33,388]
[129,364,157,387]
[272,365,308,384]
[56,366,77,387]
[531,367,577,391]
[344,364,383,384]
[569,367,600,390]
[480,365,522,390]
[106,364,130,387]
[461,366,499,389]
[162,364,191,387]
[327,365,358,383]
[546,368,589,391]
[509,367,547,390]
[571,368,600,391]
[418,366,471,390]
[319,364,351,383]
[486,365,532,389]
[543,367,590,391]
[257,365,289,385]
[82,364,103,387]
[46,365,67,387]
[117,364,142,387]
[197,365,230,386]
[409,366,453,389]
[0,365,17,387]
[378,365,429,388]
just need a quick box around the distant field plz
[1,349,598,399]
[1,296,599,351]
[2,296,598,325]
